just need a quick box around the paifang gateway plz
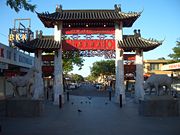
[14,4,162,104]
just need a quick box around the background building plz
[144,60,180,91]
[162,62,180,91]
[0,42,34,98]
[144,59,172,76]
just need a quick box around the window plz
[6,50,11,59]
[150,64,160,70]
[19,55,33,65]
[14,52,17,61]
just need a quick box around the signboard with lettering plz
[9,28,33,43]
[9,30,27,42]
[8,18,34,47]
[162,62,180,71]
[62,39,115,50]
[62,27,115,51]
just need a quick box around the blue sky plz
[0,0,180,77]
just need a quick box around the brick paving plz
[1,84,180,135]
[1,96,180,135]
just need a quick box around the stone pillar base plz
[53,94,64,105]
[114,94,126,104]
[139,95,179,116]
[6,98,44,117]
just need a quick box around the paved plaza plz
[1,95,180,135]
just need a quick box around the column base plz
[139,95,179,116]
[114,93,126,104]
[53,94,64,105]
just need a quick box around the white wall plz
[0,42,34,69]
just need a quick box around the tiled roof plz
[14,35,162,53]
[14,38,60,53]
[37,7,141,28]
[118,35,163,52]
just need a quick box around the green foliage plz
[86,74,96,82]
[63,59,74,74]
[90,60,115,77]
[6,0,36,12]
[63,51,84,74]
[71,74,84,82]
[168,40,180,62]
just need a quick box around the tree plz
[63,51,84,74]
[6,0,36,12]
[168,39,180,62]
[90,60,115,77]
[71,74,84,82]
[86,74,96,82]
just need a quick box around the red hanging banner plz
[62,39,115,50]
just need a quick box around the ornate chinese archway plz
[15,4,162,105]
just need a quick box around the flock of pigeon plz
[70,96,109,113]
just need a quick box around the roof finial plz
[114,4,121,12]
[134,29,137,35]
[134,29,141,37]
[39,30,43,39]
[35,30,39,38]
[138,29,141,37]
[56,4,62,12]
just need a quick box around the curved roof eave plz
[118,36,163,52]
[14,38,61,53]
[36,9,141,28]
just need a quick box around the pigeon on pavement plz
[87,96,92,100]
[78,109,82,112]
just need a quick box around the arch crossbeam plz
[63,50,115,59]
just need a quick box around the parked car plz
[74,82,80,88]
[96,83,103,89]
[68,83,76,89]
[172,83,180,91]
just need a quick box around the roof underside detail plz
[14,38,60,53]
[118,35,162,52]
[37,8,141,28]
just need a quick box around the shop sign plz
[9,33,27,42]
